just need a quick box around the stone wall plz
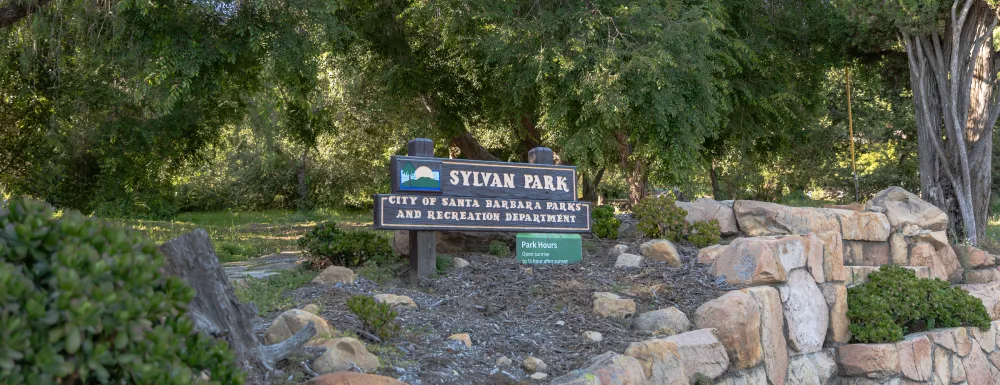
[552,187,1000,385]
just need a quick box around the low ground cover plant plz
[847,265,991,343]
[298,221,393,268]
[488,240,511,257]
[347,295,400,341]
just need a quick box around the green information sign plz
[516,233,582,264]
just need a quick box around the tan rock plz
[830,209,891,241]
[623,339,687,385]
[549,352,646,385]
[786,350,837,385]
[932,346,950,384]
[927,327,973,356]
[951,352,967,382]
[676,198,740,236]
[843,240,891,266]
[302,304,320,315]
[312,337,380,374]
[312,265,356,285]
[818,232,846,282]
[803,233,825,283]
[452,257,470,269]
[846,266,930,287]
[713,366,767,385]
[639,240,681,266]
[742,286,787,385]
[890,233,909,265]
[662,328,730,381]
[264,309,332,345]
[374,294,418,310]
[614,253,643,268]
[937,245,964,282]
[897,335,932,382]
[448,333,472,348]
[910,230,949,250]
[302,372,405,385]
[710,235,809,285]
[824,203,865,212]
[496,356,513,367]
[593,297,636,318]
[734,201,839,236]
[974,322,998,353]
[778,269,829,354]
[958,281,1000,320]
[697,244,727,265]
[837,343,900,377]
[529,372,548,380]
[964,340,1000,385]
[523,356,548,373]
[582,331,603,344]
[954,245,993,269]
[632,307,691,336]
[593,292,621,300]
[608,244,629,258]
[966,268,1000,284]
[867,186,948,232]
[821,283,851,343]
[694,291,762,369]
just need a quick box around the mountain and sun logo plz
[399,161,441,191]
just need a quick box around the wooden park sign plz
[374,138,589,283]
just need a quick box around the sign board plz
[516,233,583,264]
[373,194,591,233]
[390,156,577,201]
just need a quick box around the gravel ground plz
[260,238,734,385]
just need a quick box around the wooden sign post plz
[377,139,589,284]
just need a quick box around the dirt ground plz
[261,237,734,384]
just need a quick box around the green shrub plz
[634,194,689,241]
[847,265,991,343]
[592,205,621,239]
[688,220,722,247]
[488,240,511,257]
[436,255,453,273]
[0,198,242,384]
[346,295,400,341]
[298,222,393,268]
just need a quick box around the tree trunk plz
[901,1,999,244]
[158,230,316,375]
[450,130,501,161]
[581,167,606,203]
[297,148,310,210]
[710,159,722,199]
[615,131,647,205]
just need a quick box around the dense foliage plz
[635,194,690,241]
[298,222,394,268]
[847,265,990,343]
[688,220,722,248]
[591,206,621,239]
[346,295,400,341]
[488,241,511,258]
[0,198,242,384]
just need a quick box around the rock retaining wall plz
[552,187,1000,385]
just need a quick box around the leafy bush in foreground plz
[298,221,394,268]
[847,265,990,343]
[634,194,721,246]
[488,240,511,257]
[688,220,722,247]
[346,295,400,341]
[0,198,242,384]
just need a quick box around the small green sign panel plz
[516,233,582,264]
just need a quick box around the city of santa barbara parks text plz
[374,194,590,232]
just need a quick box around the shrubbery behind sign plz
[375,139,588,283]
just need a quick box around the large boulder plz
[312,337,380,374]
[966,268,1000,284]
[713,366,768,385]
[264,309,332,345]
[742,286,787,385]
[786,350,837,385]
[867,186,948,232]
[550,352,647,385]
[843,241,891,266]
[710,235,807,285]
[661,329,730,381]
[302,372,405,385]
[632,307,691,336]
[897,335,933,382]
[697,244,727,265]
[830,209,891,241]
[733,201,839,236]
[837,343,901,377]
[778,269,829,354]
[821,283,851,343]
[954,245,996,269]
[312,266,356,285]
[694,291,763,369]
[675,198,740,236]
[963,340,1000,385]
[906,242,962,282]
[817,232,846,282]
[958,281,1000,320]
[374,294,418,310]
[623,339,687,385]
[639,239,681,267]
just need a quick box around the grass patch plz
[107,208,374,262]
[234,268,318,314]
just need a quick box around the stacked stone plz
[836,323,1000,384]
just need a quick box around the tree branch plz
[0,0,53,29]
